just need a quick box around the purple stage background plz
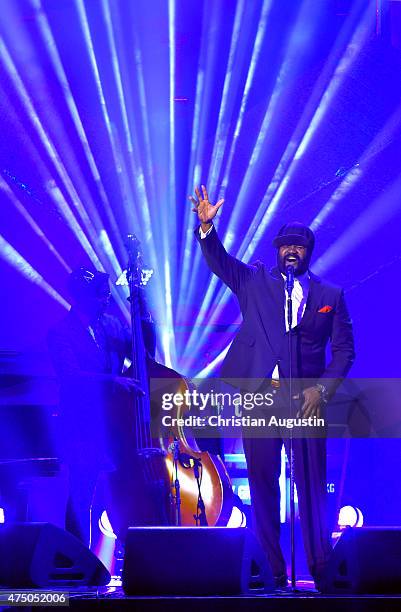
[1,0,401,569]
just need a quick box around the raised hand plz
[189,185,224,232]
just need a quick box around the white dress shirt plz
[272,272,309,379]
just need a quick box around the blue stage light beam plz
[74,0,142,241]
[77,0,173,362]
[103,0,174,365]
[314,174,401,276]
[31,0,126,262]
[1,1,177,366]
[0,80,101,276]
[139,0,178,367]
[205,0,246,196]
[0,0,385,379]
[100,0,166,299]
[292,9,375,162]
[99,229,131,321]
[220,0,273,198]
[312,105,401,231]
[102,0,154,236]
[168,0,177,221]
[0,177,71,272]
[194,341,232,378]
[177,1,229,326]
[182,0,254,353]
[182,0,324,356]
[177,8,213,326]
[124,28,159,277]
[46,180,103,268]
[183,2,274,353]
[0,234,70,308]
[187,2,374,360]
[185,1,375,365]
[181,0,273,352]
[183,62,288,361]
[233,0,375,258]
[158,0,178,368]
[3,8,118,272]
[101,0,135,155]
[186,0,326,354]
[221,0,331,254]
[107,2,175,365]
[0,37,120,276]
[161,258,174,367]
[129,25,157,204]
[311,164,363,232]
[0,75,106,279]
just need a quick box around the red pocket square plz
[318,305,333,313]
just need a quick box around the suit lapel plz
[257,267,286,350]
[299,271,322,327]
[269,267,286,332]
[258,267,323,344]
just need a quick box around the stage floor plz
[31,580,401,612]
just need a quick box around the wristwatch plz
[315,383,329,405]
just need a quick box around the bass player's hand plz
[113,376,145,394]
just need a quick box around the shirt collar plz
[280,270,310,286]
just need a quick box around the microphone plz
[168,440,202,469]
[168,438,180,462]
[286,265,295,295]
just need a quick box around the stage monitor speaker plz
[325,527,401,593]
[0,522,110,588]
[122,526,274,596]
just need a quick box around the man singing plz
[191,185,355,590]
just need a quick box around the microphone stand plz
[178,452,208,526]
[286,266,297,591]
[193,458,207,526]
[171,438,182,526]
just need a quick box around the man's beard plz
[277,252,310,276]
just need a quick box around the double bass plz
[109,235,232,535]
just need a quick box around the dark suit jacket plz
[48,308,129,381]
[47,308,131,464]
[196,226,355,395]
